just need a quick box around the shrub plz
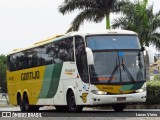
[154,74,160,81]
[146,80,160,105]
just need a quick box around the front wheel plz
[67,91,83,112]
[112,104,126,112]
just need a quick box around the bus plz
[6,29,146,112]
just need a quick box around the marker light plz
[135,83,146,93]
[91,90,107,95]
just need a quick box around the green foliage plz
[58,0,130,32]
[0,54,7,93]
[146,80,160,105]
[154,74,160,81]
[112,0,160,49]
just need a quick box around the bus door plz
[75,36,90,104]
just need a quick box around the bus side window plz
[75,36,89,83]
[7,56,11,71]
[10,55,14,71]
[18,52,24,70]
[66,38,74,61]
[45,43,54,65]
[12,54,17,71]
[57,38,74,62]
[80,52,89,83]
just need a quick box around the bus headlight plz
[135,83,146,93]
[91,90,107,95]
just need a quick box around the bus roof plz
[8,29,138,55]
[67,29,138,37]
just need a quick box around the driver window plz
[75,36,89,83]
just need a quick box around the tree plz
[112,0,160,49]
[0,54,7,93]
[58,0,130,32]
[112,0,160,80]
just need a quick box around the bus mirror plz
[86,47,94,65]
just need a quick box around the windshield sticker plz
[118,52,124,56]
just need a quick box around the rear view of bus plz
[86,30,146,111]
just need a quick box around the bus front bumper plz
[91,92,146,105]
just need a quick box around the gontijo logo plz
[21,71,40,80]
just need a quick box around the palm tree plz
[112,0,160,80]
[112,0,160,49]
[58,0,130,32]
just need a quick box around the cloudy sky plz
[0,0,159,55]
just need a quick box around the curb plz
[126,104,160,109]
[93,104,160,110]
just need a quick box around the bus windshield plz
[86,35,145,84]
[86,35,141,50]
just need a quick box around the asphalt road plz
[1,94,160,119]
[0,106,160,120]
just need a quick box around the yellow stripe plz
[7,66,45,105]
[96,85,134,94]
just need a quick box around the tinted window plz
[86,35,141,50]
[7,37,74,71]
[56,38,74,62]
[75,36,89,83]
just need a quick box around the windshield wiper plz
[108,57,136,83]
[121,58,136,83]
[108,59,119,82]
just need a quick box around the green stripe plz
[46,63,63,98]
[120,84,134,91]
[39,63,63,98]
[131,83,144,90]
[120,82,145,91]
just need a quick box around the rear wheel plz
[112,104,126,112]
[20,93,39,111]
[17,93,21,106]
[20,93,29,111]
[67,90,83,112]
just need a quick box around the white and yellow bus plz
[7,29,146,112]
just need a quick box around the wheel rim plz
[68,92,76,111]
[24,95,29,111]
[24,101,29,111]
[70,95,76,109]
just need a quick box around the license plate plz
[117,97,126,101]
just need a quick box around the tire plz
[20,101,25,111]
[20,94,39,111]
[20,94,29,111]
[67,91,83,112]
[112,104,126,112]
[17,94,21,106]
